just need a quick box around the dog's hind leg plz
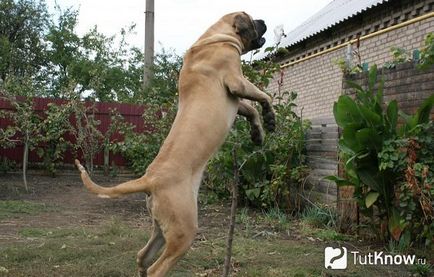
[146,226,196,277]
[146,194,198,277]
[137,221,165,277]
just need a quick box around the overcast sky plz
[45,0,332,56]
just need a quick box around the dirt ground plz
[0,173,151,242]
[0,173,432,277]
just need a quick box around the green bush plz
[419,32,434,70]
[327,65,434,246]
[112,50,180,175]
[37,103,73,176]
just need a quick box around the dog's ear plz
[233,13,257,40]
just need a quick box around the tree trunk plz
[104,144,110,176]
[22,132,29,191]
[223,147,239,277]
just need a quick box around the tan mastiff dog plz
[75,11,275,276]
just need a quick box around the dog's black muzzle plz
[251,19,267,49]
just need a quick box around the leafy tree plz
[0,0,49,92]
[43,6,81,98]
[112,50,181,174]
[1,94,41,190]
[69,98,103,175]
[140,48,182,104]
[37,102,73,176]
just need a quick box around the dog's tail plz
[75,159,151,198]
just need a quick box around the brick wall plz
[266,1,434,121]
[343,61,434,118]
[266,0,434,204]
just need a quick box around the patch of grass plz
[0,200,56,220]
[315,228,347,241]
[1,218,147,277]
[299,221,350,242]
[18,227,88,239]
[301,204,337,228]
[260,207,291,231]
[236,207,254,235]
[0,216,418,277]
[409,262,433,277]
[386,238,411,254]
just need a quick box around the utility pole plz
[143,0,154,88]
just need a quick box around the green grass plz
[261,207,292,231]
[409,263,433,277]
[301,204,337,229]
[1,217,148,277]
[0,200,56,220]
[0,200,430,277]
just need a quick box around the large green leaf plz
[333,95,361,128]
[245,188,261,201]
[338,139,356,155]
[415,94,434,125]
[324,175,356,187]
[368,64,378,93]
[399,94,433,136]
[341,124,362,152]
[386,100,398,134]
[358,105,382,127]
[355,128,382,151]
[358,168,381,191]
[365,191,379,208]
[375,79,384,106]
[388,209,406,241]
[345,80,365,93]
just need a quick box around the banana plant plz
[327,65,434,241]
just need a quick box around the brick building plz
[266,0,434,120]
[262,0,434,203]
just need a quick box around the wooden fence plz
[305,116,339,204]
[0,97,146,168]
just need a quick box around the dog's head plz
[229,12,267,53]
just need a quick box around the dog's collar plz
[192,34,242,55]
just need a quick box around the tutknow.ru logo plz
[324,246,427,269]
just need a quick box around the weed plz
[301,204,337,228]
[409,262,433,277]
[0,200,55,220]
[261,207,291,231]
[387,238,411,254]
[236,207,254,235]
[315,229,347,241]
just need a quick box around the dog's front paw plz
[260,102,276,133]
[250,124,264,145]
[263,109,276,132]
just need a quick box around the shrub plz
[37,103,73,176]
[327,65,434,246]
[112,50,180,175]
[419,32,434,70]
